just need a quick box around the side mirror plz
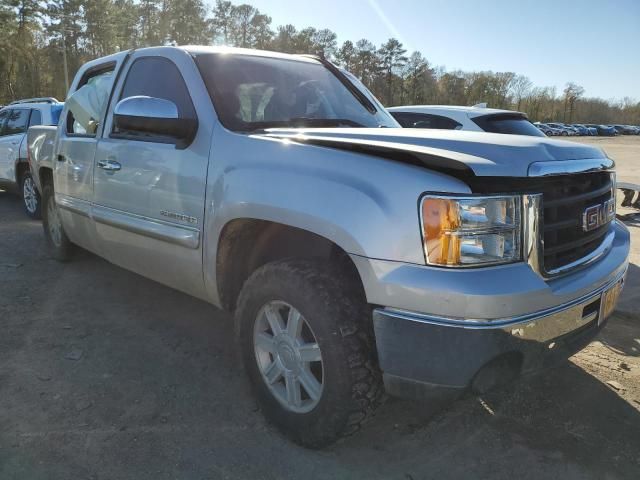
[113,96,197,148]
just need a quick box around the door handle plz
[97,159,122,172]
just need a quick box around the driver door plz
[92,50,213,299]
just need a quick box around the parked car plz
[29,46,629,448]
[586,124,617,136]
[534,122,562,136]
[0,97,63,218]
[387,104,546,137]
[546,122,576,136]
[573,124,598,136]
[533,122,557,136]
[613,124,636,135]
[570,124,590,136]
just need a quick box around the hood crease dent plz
[258,128,608,178]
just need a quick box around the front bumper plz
[352,222,630,400]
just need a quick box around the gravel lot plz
[1,136,639,479]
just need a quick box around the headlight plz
[420,194,522,267]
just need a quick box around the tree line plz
[1,0,638,124]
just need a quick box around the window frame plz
[0,108,10,137]
[29,108,42,127]
[3,107,31,136]
[391,111,462,130]
[109,55,198,146]
[65,61,117,139]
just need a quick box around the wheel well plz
[216,219,365,311]
[39,167,53,189]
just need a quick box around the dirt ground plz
[1,136,640,479]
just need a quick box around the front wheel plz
[236,259,383,448]
[21,171,41,219]
[42,183,75,262]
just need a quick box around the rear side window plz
[51,105,63,126]
[66,65,115,136]
[117,57,195,119]
[29,109,42,127]
[472,114,544,137]
[390,112,461,130]
[4,109,30,135]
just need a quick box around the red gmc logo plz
[582,199,615,232]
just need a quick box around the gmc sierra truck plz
[28,46,629,448]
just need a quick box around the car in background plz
[570,124,591,136]
[0,97,63,218]
[573,124,598,136]
[533,123,559,136]
[585,124,617,136]
[387,104,545,137]
[613,124,637,135]
[546,122,577,136]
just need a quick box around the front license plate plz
[600,278,624,324]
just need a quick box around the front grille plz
[540,173,612,271]
[470,172,613,273]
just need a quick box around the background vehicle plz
[586,124,617,136]
[546,122,576,136]
[387,105,545,137]
[29,46,629,448]
[0,98,63,218]
[613,124,636,135]
[534,122,561,136]
[570,124,590,136]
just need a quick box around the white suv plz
[387,104,545,137]
[0,98,64,218]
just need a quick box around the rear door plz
[92,49,213,299]
[0,108,30,183]
[55,64,115,204]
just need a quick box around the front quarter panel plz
[203,129,471,304]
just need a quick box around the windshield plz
[195,53,398,131]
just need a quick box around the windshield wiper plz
[287,117,365,128]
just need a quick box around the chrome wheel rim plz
[47,198,63,247]
[253,301,324,413]
[23,176,38,214]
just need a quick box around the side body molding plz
[56,193,200,249]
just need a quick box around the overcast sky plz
[233,0,640,101]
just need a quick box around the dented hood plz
[258,128,610,177]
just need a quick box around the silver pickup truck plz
[29,46,630,448]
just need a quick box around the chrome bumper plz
[372,266,626,398]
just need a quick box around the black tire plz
[21,171,41,219]
[42,183,75,262]
[561,131,568,136]
[236,258,384,448]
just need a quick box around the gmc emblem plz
[582,199,615,232]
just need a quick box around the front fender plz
[202,131,471,304]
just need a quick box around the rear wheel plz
[236,258,383,448]
[21,171,41,219]
[42,183,75,262]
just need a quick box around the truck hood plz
[258,128,609,177]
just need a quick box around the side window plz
[0,109,9,137]
[116,56,196,124]
[4,109,30,135]
[66,65,115,136]
[29,109,42,127]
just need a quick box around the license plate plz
[600,278,624,324]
